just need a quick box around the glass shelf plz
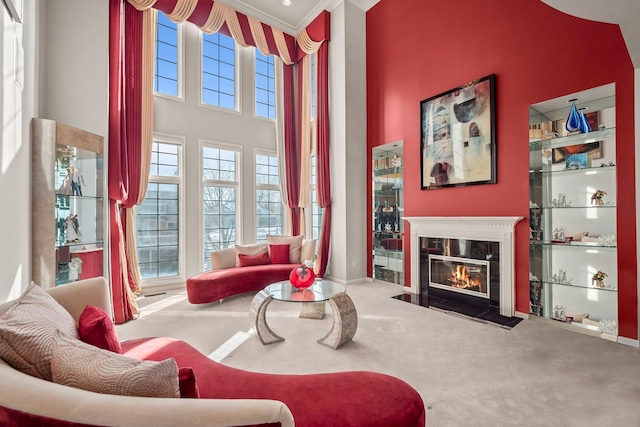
[531,280,617,292]
[56,239,104,248]
[529,240,616,250]
[529,127,615,152]
[539,205,615,209]
[529,165,615,176]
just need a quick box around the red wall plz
[366,0,637,339]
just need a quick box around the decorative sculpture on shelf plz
[64,214,81,243]
[565,103,581,132]
[591,190,607,206]
[591,271,608,288]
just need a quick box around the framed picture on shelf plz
[420,74,496,190]
[551,141,602,164]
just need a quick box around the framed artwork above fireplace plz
[420,74,496,190]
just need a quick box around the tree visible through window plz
[136,142,180,279]
[202,145,239,270]
[256,153,281,242]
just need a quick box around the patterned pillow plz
[0,282,79,380]
[51,330,180,398]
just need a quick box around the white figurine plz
[64,214,81,243]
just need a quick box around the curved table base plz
[250,290,357,349]
[249,290,284,345]
[318,292,358,349]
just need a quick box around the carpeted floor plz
[116,280,640,427]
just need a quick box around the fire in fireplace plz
[429,254,490,298]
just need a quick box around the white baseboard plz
[514,311,529,320]
[617,336,640,348]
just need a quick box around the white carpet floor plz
[116,280,640,427]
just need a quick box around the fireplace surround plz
[404,217,523,317]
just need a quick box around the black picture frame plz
[420,74,496,190]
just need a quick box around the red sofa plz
[187,240,317,304]
[187,263,301,304]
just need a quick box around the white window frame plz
[137,133,186,289]
[199,32,241,114]
[200,139,243,271]
[254,49,276,121]
[254,149,282,243]
[153,12,185,101]
[307,149,323,243]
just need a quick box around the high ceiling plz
[541,0,640,67]
[220,0,640,67]
[218,0,380,35]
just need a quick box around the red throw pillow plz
[78,305,122,354]
[269,244,290,264]
[179,367,200,398]
[238,252,270,267]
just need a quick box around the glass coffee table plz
[249,279,358,349]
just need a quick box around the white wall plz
[40,0,108,137]
[153,22,280,283]
[0,0,38,302]
[327,0,368,284]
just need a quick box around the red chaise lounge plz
[0,277,426,426]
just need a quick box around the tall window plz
[310,53,316,120]
[136,140,182,280]
[255,152,282,242]
[202,144,240,270]
[202,33,236,110]
[310,155,323,240]
[154,12,181,98]
[255,50,275,119]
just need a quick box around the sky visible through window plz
[155,12,179,97]
[202,33,236,110]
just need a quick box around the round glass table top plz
[265,279,346,303]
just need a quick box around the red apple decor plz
[289,262,316,289]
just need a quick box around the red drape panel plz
[284,63,301,235]
[108,0,145,323]
[315,42,331,277]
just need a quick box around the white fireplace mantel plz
[404,216,523,317]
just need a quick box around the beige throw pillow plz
[235,243,269,267]
[51,330,180,398]
[0,282,79,380]
[210,247,236,270]
[267,235,304,264]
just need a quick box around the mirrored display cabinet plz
[372,141,404,285]
[529,84,618,338]
[32,118,105,288]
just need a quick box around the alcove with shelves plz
[31,118,106,288]
[529,84,618,338]
[372,141,404,285]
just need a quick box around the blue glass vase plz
[578,111,591,133]
[565,103,581,132]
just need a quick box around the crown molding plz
[215,0,298,35]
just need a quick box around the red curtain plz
[283,63,301,235]
[315,42,331,277]
[108,0,145,323]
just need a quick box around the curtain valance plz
[127,0,297,64]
